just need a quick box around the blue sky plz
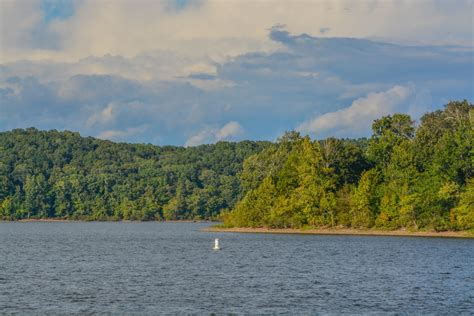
[41,0,76,22]
[1,0,473,145]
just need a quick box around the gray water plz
[0,222,473,314]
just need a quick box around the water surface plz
[0,222,473,314]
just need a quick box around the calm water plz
[0,222,473,314]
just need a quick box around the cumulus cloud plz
[2,0,473,63]
[0,0,42,51]
[297,85,414,137]
[216,121,244,140]
[185,121,244,146]
[1,1,473,145]
[1,31,472,143]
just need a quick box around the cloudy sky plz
[1,0,473,145]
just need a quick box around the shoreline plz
[3,219,216,223]
[3,220,472,238]
[203,227,474,239]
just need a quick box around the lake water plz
[0,222,473,314]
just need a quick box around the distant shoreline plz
[4,220,472,238]
[13,218,76,222]
[3,219,215,223]
[203,227,474,238]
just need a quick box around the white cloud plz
[216,121,244,140]
[184,129,212,147]
[0,0,42,55]
[185,121,244,146]
[1,1,472,145]
[86,102,118,127]
[297,85,414,137]
[1,0,472,63]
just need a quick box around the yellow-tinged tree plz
[450,179,474,230]
[350,169,379,228]
[226,176,277,227]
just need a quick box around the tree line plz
[1,100,472,231]
[224,101,473,231]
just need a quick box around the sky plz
[1,0,473,146]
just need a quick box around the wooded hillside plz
[224,101,473,231]
[0,129,269,220]
[1,100,472,231]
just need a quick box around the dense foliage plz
[0,130,269,220]
[224,101,473,231]
[1,101,472,230]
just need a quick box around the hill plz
[0,129,269,220]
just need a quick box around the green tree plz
[367,114,414,168]
[450,179,473,230]
[350,170,379,228]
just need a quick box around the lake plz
[0,222,473,314]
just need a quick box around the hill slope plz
[0,128,269,220]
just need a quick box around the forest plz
[0,130,269,220]
[0,101,472,231]
[224,101,473,231]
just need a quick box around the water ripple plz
[0,222,473,314]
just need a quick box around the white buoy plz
[213,238,220,250]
